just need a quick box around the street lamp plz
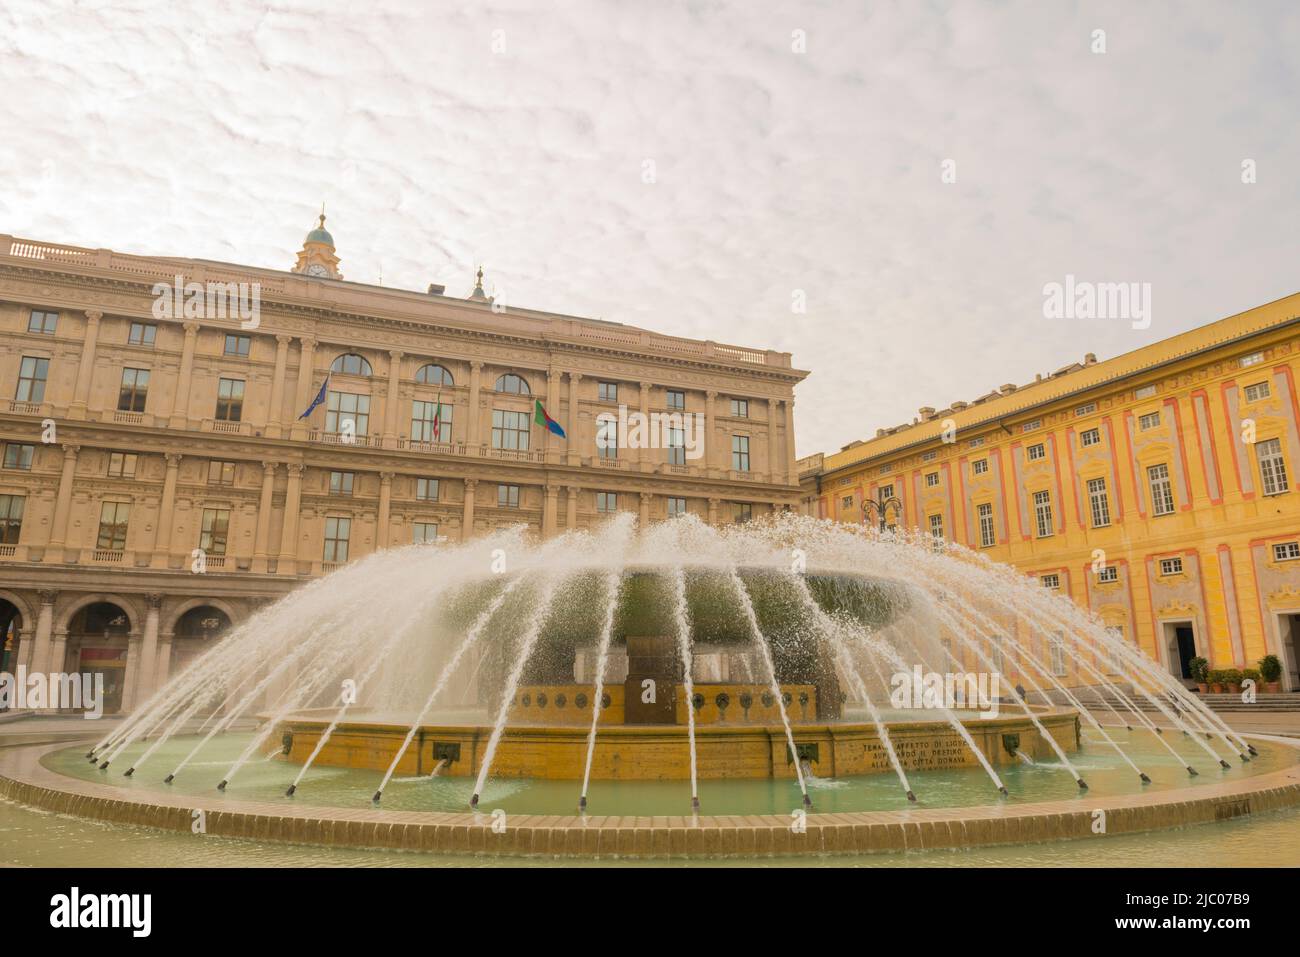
[862,489,904,533]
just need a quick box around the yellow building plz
[800,293,1300,691]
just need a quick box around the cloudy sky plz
[3,0,1297,457]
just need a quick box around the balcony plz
[113,411,144,425]
[6,399,46,416]
[92,549,124,563]
[308,430,381,448]
[209,420,249,435]
[0,544,15,558]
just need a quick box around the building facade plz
[0,225,806,712]
[800,293,1300,692]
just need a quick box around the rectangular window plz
[224,334,251,357]
[1097,566,1118,583]
[207,460,236,486]
[1239,351,1264,368]
[921,450,937,462]
[841,495,854,509]
[1243,381,1271,402]
[977,502,996,548]
[118,367,150,412]
[498,484,520,508]
[199,507,230,556]
[667,497,687,518]
[730,398,749,418]
[1075,402,1097,416]
[491,409,530,451]
[968,436,985,448]
[329,471,354,496]
[16,356,49,402]
[1027,443,1046,461]
[1033,489,1054,538]
[1273,541,1300,562]
[1079,428,1101,447]
[325,391,370,435]
[666,390,685,411]
[598,381,618,402]
[596,491,617,513]
[1049,633,1068,676]
[416,478,439,501]
[1022,419,1042,433]
[731,435,750,471]
[733,503,753,524]
[925,471,940,487]
[128,322,156,346]
[1134,384,1157,399]
[1087,476,1111,528]
[1257,438,1290,496]
[1138,411,1161,430]
[0,494,24,545]
[928,513,944,542]
[972,458,989,476]
[1159,556,1184,576]
[215,378,244,422]
[97,501,130,551]
[412,522,439,544]
[666,427,685,465]
[3,444,34,470]
[1148,463,1175,515]
[323,516,350,562]
[107,452,137,479]
[411,399,453,443]
[1041,574,1060,589]
[27,310,57,335]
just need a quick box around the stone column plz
[467,361,483,448]
[47,445,80,555]
[461,479,478,542]
[279,464,304,570]
[708,497,720,526]
[383,350,403,446]
[378,472,394,548]
[266,334,293,438]
[69,310,102,419]
[169,321,201,428]
[705,390,719,476]
[153,631,175,689]
[639,382,652,469]
[27,590,57,675]
[567,372,583,465]
[290,337,317,439]
[639,490,651,526]
[131,594,163,709]
[767,398,780,483]
[566,485,579,530]
[151,453,182,569]
[784,399,798,485]
[252,462,278,572]
[546,371,560,463]
[48,627,69,686]
[543,483,559,537]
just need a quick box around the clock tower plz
[292,210,342,279]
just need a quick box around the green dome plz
[305,213,334,247]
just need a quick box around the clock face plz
[305,263,329,278]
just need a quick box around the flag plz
[432,391,443,441]
[534,399,565,438]
[299,373,329,420]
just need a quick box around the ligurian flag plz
[534,399,565,438]
[298,373,330,419]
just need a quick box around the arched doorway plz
[0,598,21,705]
[171,606,232,677]
[68,602,131,714]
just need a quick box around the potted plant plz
[1259,654,1283,693]
[1208,669,1226,694]
[1223,668,1243,694]
[1189,656,1209,693]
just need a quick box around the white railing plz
[211,420,247,434]
[113,411,143,424]
[92,549,124,563]
[0,544,15,558]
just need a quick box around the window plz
[1159,556,1184,576]
[494,373,529,395]
[27,310,57,335]
[598,381,618,402]
[1087,477,1110,528]
[107,452,137,479]
[730,398,749,418]
[1257,438,1289,496]
[330,353,372,376]
[921,450,937,462]
[1079,428,1101,448]
[972,458,989,476]
[329,471,355,496]
[1040,574,1060,589]
[207,460,236,486]
[879,464,891,475]
[733,503,753,524]
[96,501,130,551]
[968,437,985,448]
[215,378,244,421]
[498,484,520,508]
[598,420,619,460]
[666,427,685,465]
[15,356,49,402]
[731,435,750,472]
[492,409,530,451]
[1243,381,1271,402]
[1239,351,1264,368]
[1273,541,1300,562]
[841,495,854,509]
[2,444,34,470]
[925,471,940,487]
[1027,443,1045,461]
[224,335,251,357]
[666,390,685,411]
[667,497,687,518]
[879,484,894,500]
[1075,402,1097,416]
[1049,633,1068,676]
[128,322,156,346]
[411,399,452,442]
[412,522,440,544]
[1097,566,1118,583]
[1021,419,1042,433]
[977,502,996,548]
[1148,463,1175,515]
[596,491,618,513]
[1033,489,1054,538]
[118,368,150,412]
[414,363,453,386]
[323,516,351,562]
[416,478,439,501]
[199,508,230,556]
[0,494,24,544]
[1138,411,1161,430]
[928,513,944,542]
[1134,384,1157,399]
[326,391,370,435]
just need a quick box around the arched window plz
[494,373,530,395]
[415,363,454,387]
[330,353,373,377]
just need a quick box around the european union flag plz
[299,373,330,420]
